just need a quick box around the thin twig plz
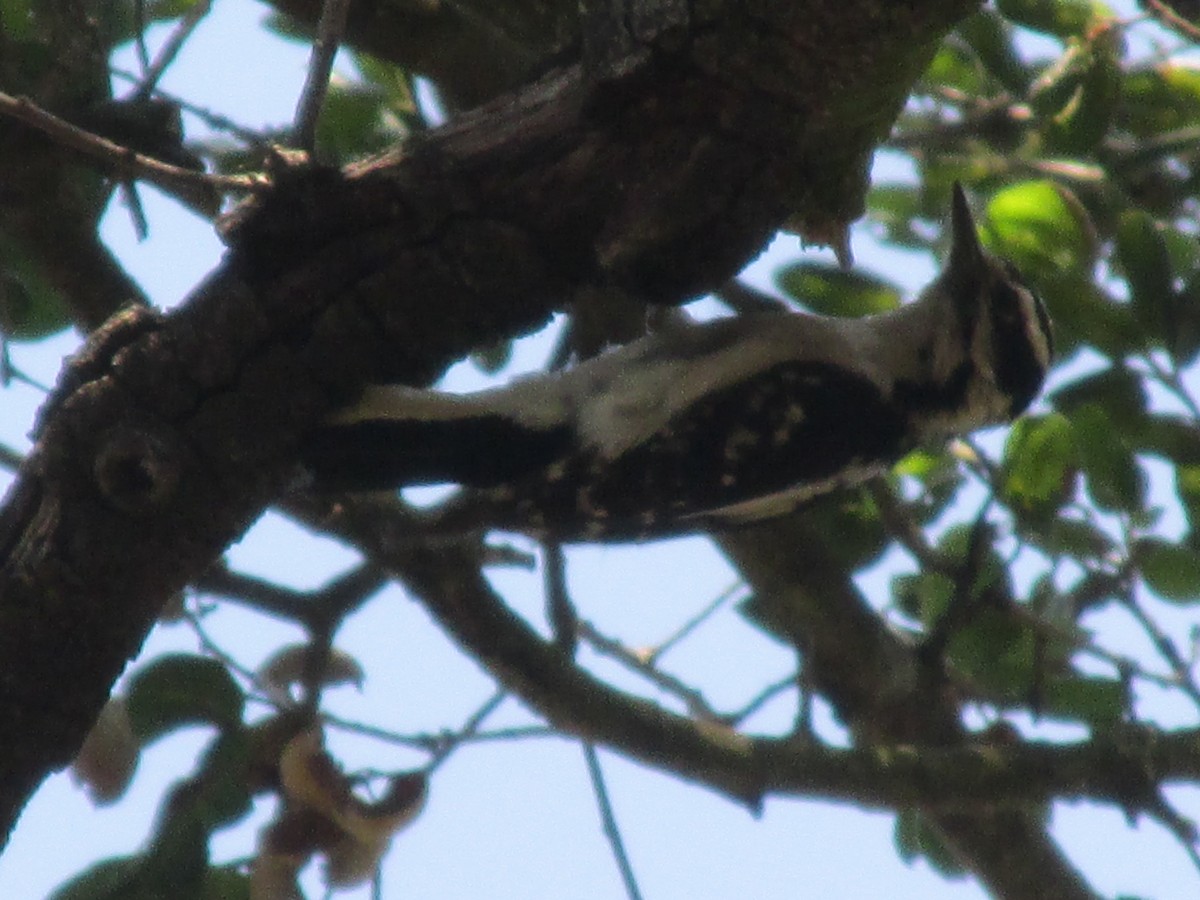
[0,90,263,195]
[182,609,270,696]
[578,619,722,721]
[1120,587,1200,709]
[427,689,509,772]
[713,278,793,315]
[1141,351,1200,422]
[1144,0,1200,42]
[293,0,354,153]
[648,579,743,664]
[727,672,798,726]
[544,542,578,653]
[133,0,151,73]
[111,68,272,146]
[0,441,23,473]
[132,0,213,100]
[582,743,644,900]
[868,480,952,574]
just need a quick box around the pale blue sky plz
[2,2,1198,898]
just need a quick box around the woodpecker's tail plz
[301,415,574,491]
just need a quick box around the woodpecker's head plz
[910,183,1053,434]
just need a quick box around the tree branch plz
[289,494,1200,815]
[0,0,971,848]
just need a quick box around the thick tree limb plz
[0,0,968,856]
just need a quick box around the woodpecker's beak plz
[942,182,988,318]
[948,182,985,275]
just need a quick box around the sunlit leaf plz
[925,43,988,98]
[315,81,401,165]
[1002,413,1078,515]
[984,180,1096,278]
[775,263,901,317]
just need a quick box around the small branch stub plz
[93,424,183,514]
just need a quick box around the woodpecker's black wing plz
[303,414,575,491]
[413,359,912,542]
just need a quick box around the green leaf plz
[1135,415,1200,465]
[957,10,1032,94]
[892,571,955,626]
[894,809,969,877]
[1124,63,1200,138]
[1052,366,1146,424]
[315,82,400,164]
[0,0,37,41]
[125,655,244,743]
[1067,404,1146,512]
[201,867,251,900]
[1041,33,1121,154]
[191,729,253,829]
[1025,516,1114,560]
[1041,675,1125,725]
[0,229,74,339]
[1172,270,1200,365]
[946,608,1035,692]
[775,263,901,317]
[925,43,988,99]
[1037,274,1138,358]
[801,491,888,571]
[1001,413,1077,516]
[1177,464,1200,536]
[352,53,418,117]
[866,184,928,250]
[1116,210,1175,344]
[984,181,1095,278]
[995,0,1108,38]
[49,858,141,900]
[1136,538,1200,602]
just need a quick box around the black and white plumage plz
[303,185,1053,541]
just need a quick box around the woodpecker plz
[303,184,1053,541]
